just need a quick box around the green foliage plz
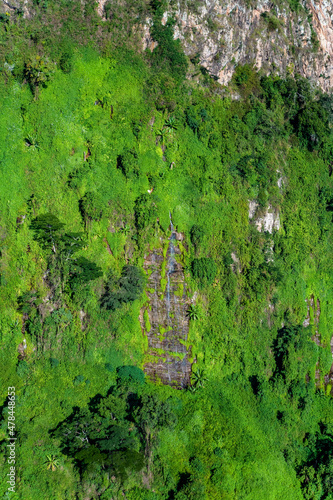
[102,265,146,310]
[25,55,56,91]
[190,368,207,390]
[59,48,74,74]
[73,374,85,385]
[232,63,261,96]
[186,304,199,320]
[17,360,29,378]
[49,358,59,368]
[69,257,103,289]
[51,382,173,482]
[79,192,104,222]
[134,194,158,231]
[190,224,204,252]
[0,7,333,499]
[117,150,139,179]
[191,257,217,288]
[44,454,60,471]
[272,325,318,384]
[261,11,283,31]
[150,5,188,81]
[117,365,145,384]
[30,213,65,251]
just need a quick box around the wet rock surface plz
[141,233,191,388]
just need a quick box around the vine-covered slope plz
[1,1,333,499]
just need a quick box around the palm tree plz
[191,368,208,389]
[156,127,168,145]
[122,224,130,235]
[186,304,199,321]
[25,134,40,150]
[44,455,60,471]
[164,116,178,131]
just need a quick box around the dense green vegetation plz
[0,1,333,499]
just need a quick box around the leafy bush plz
[49,358,59,368]
[186,106,209,133]
[232,64,260,96]
[30,214,65,251]
[25,55,56,91]
[102,265,146,310]
[69,257,103,291]
[134,194,158,231]
[116,150,139,179]
[261,12,282,32]
[17,360,29,378]
[117,365,145,384]
[73,374,85,385]
[59,48,73,73]
[79,192,105,222]
[191,257,217,288]
[293,102,329,150]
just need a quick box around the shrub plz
[261,12,282,32]
[102,265,146,311]
[186,106,209,133]
[17,360,29,378]
[30,214,65,251]
[134,194,158,231]
[59,49,73,73]
[294,102,329,151]
[50,358,59,368]
[79,192,104,222]
[25,55,56,91]
[232,64,260,96]
[116,150,139,179]
[74,375,85,385]
[69,257,103,291]
[191,257,217,288]
[190,225,204,251]
[117,365,145,384]
[118,265,146,302]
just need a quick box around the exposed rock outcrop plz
[141,233,191,388]
[249,201,280,233]
[3,0,333,90]
[144,0,333,91]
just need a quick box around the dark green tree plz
[116,150,139,179]
[69,257,103,292]
[190,225,204,252]
[150,1,188,81]
[101,265,146,311]
[79,192,104,222]
[134,394,177,460]
[30,213,65,252]
[25,55,56,92]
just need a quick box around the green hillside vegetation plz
[0,1,333,499]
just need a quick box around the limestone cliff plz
[2,0,333,89]
[144,0,333,91]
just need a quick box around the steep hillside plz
[0,1,333,499]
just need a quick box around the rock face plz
[145,0,333,91]
[4,1,333,90]
[303,295,321,333]
[249,201,280,233]
[141,230,191,388]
